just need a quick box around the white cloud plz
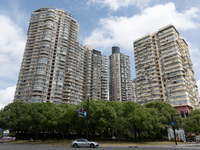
[84,2,200,51]
[0,14,25,108]
[88,0,152,11]
[0,86,16,109]
[0,15,26,83]
[197,80,200,97]
[189,43,200,96]
[188,43,200,72]
[84,2,200,96]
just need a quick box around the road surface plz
[0,143,200,150]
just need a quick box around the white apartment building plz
[14,8,108,104]
[134,24,199,111]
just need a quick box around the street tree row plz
[0,100,199,141]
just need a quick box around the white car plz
[2,136,16,140]
[71,139,99,148]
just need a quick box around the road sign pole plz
[171,114,177,145]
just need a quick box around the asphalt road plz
[0,143,200,150]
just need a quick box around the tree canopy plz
[184,109,200,135]
[0,100,187,141]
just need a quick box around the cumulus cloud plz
[0,86,16,109]
[84,2,200,96]
[88,0,152,11]
[0,15,26,85]
[0,14,26,108]
[84,2,200,51]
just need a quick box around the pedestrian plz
[29,138,33,144]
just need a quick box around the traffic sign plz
[0,128,2,131]
[84,111,87,117]
[171,122,175,126]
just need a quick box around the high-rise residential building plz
[82,45,108,101]
[133,24,199,110]
[14,8,108,104]
[109,46,133,102]
[131,78,137,102]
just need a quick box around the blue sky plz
[0,0,200,109]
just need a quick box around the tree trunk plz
[42,130,45,142]
[92,127,95,140]
[16,130,19,140]
[107,128,109,140]
[138,130,141,139]
[134,126,137,139]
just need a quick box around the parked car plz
[1,137,16,140]
[186,136,196,142]
[71,139,99,148]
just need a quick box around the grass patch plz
[98,141,182,146]
[7,140,185,146]
[7,139,72,145]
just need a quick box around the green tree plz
[0,109,7,137]
[26,102,57,141]
[184,109,200,135]
[83,99,104,139]
[56,104,80,140]
[3,101,30,140]
[81,99,117,139]
[121,101,144,139]
[145,101,182,139]
[107,101,124,139]
[99,104,117,139]
[127,104,157,139]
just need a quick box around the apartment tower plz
[82,45,108,101]
[131,79,137,102]
[133,24,199,110]
[14,8,108,104]
[109,46,133,102]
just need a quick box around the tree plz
[127,104,158,139]
[184,109,200,135]
[0,109,7,136]
[107,101,124,139]
[56,104,80,140]
[99,104,117,139]
[122,101,144,139]
[3,101,30,140]
[82,99,105,139]
[145,101,182,139]
[80,99,117,139]
[122,101,140,117]
[26,102,57,141]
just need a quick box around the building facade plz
[109,46,133,102]
[14,8,108,104]
[131,79,137,102]
[82,45,108,101]
[133,24,199,110]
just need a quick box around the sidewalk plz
[100,143,200,148]
[137,143,200,148]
